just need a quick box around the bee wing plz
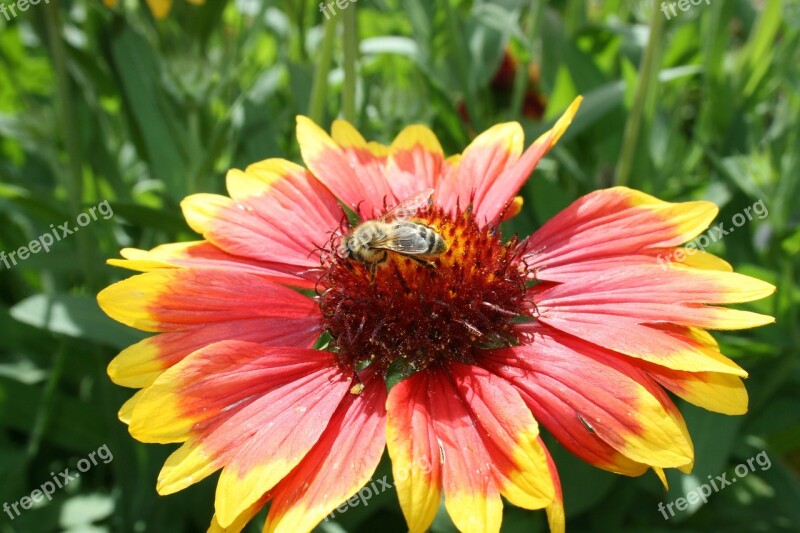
[380,188,434,222]
[371,224,431,255]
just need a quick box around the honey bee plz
[339,189,448,274]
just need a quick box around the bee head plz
[337,237,353,259]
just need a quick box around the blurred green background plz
[1,0,798,531]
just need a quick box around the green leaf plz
[10,294,146,349]
[109,25,189,199]
[0,377,107,452]
[60,493,115,529]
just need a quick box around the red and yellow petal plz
[499,357,649,477]
[108,315,321,388]
[448,363,555,511]
[384,125,445,200]
[657,247,733,271]
[128,341,350,527]
[208,494,269,533]
[530,266,774,373]
[395,363,557,533]
[534,266,775,307]
[264,369,387,533]
[523,187,722,280]
[502,195,524,221]
[157,440,219,494]
[541,439,565,533]
[128,341,347,443]
[531,247,733,280]
[475,97,582,224]
[98,269,319,333]
[436,122,524,222]
[386,372,442,533]
[181,159,342,267]
[104,266,322,388]
[108,241,317,288]
[118,389,144,425]
[642,363,748,415]
[297,116,394,218]
[331,119,390,158]
[486,327,695,470]
[428,368,504,533]
[526,311,748,375]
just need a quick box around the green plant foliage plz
[0,0,797,531]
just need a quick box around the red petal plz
[523,187,719,280]
[384,125,445,200]
[264,369,387,533]
[127,341,351,526]
[530,267,773,372]
[109,241,318,289]
[181,159,342,267]
[541,438,565,533]
[448,363,555,511]
[108,316,321,388]
[386,372,443,533]
[297,116,394,218]
[98,269,320,332]
[435,122,523,224]
[475,97,581,224]
[428,367,504,533]
[485,326,694,470]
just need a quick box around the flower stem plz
[444,0,479,132]
[309,14,338,124]
[44,0,97,287]
[615,3,665,187]
[26,343,66,459]
[342,5,359,123]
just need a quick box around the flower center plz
[318,206,530,379]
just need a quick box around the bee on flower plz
[98,96,775,533]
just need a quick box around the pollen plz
[318,205,530,378]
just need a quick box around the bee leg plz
[409,256,436,270]
[368,252,388,283]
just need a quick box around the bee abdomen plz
[427,229,447,254]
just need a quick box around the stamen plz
[318,205,528,377]
[454,319,485,338]
[481,301,519,317]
